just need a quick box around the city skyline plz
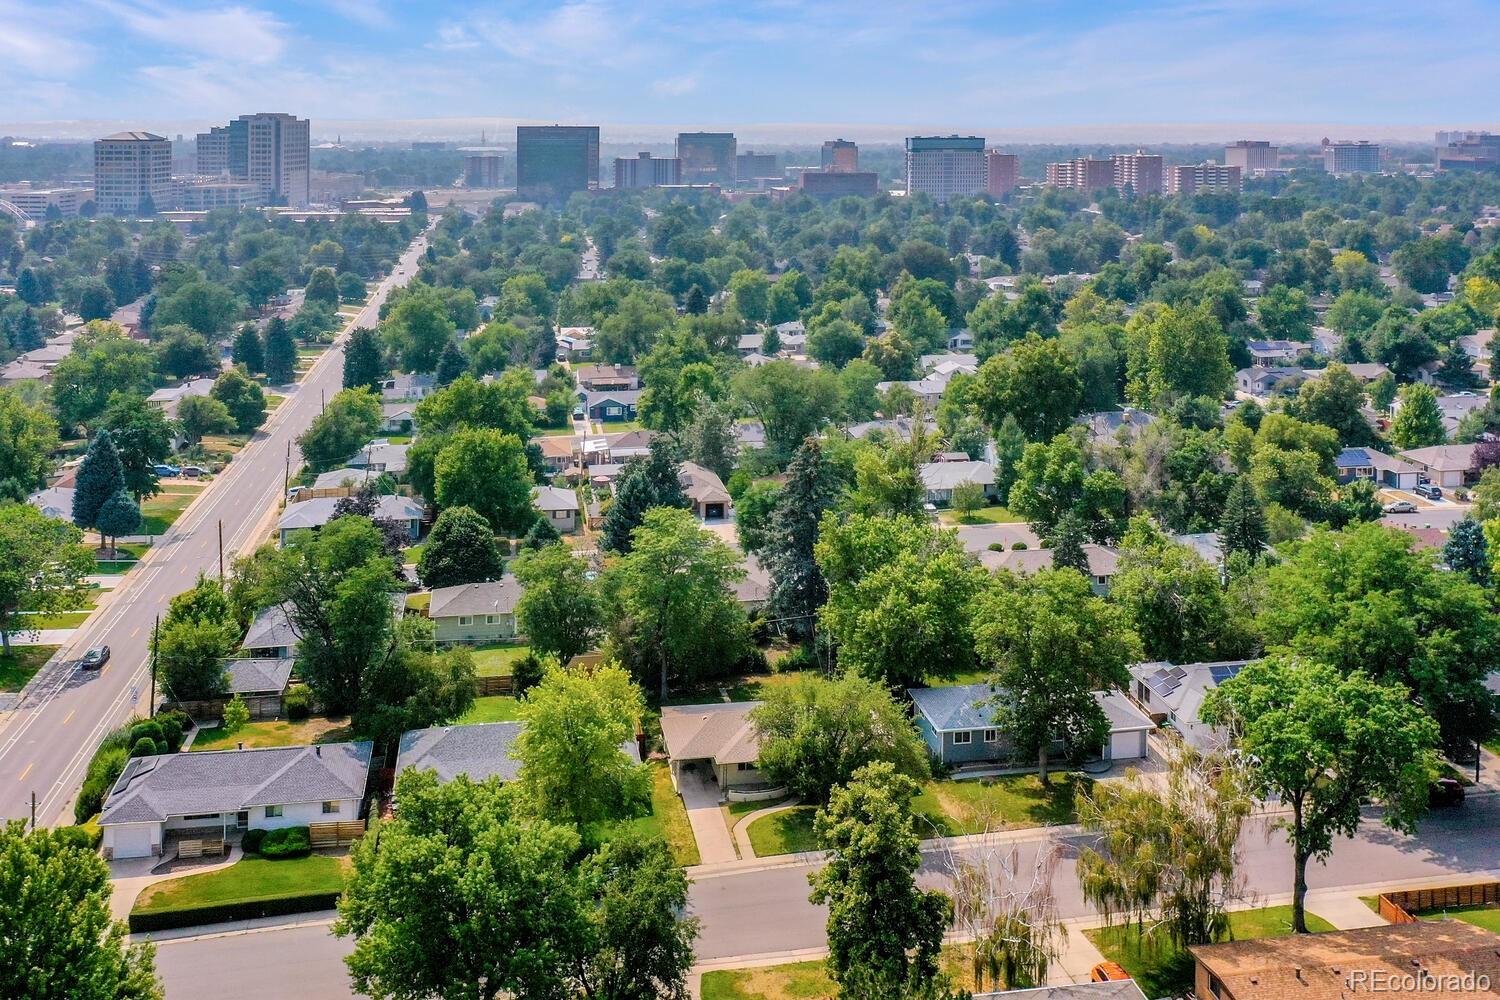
[2,0,1499,131]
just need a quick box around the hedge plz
[127,890,342,933]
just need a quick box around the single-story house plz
[396,721,525,784]
[380,402,416,434]
[223,657,295,718]
[736,333,765,356]
[844,416,939,441]
[583,389,640,422]
[27,486,75,521]
[276,495,425,547]
[1304,361,1390,384]
[556,327,593,362]
[572,363,639,391]
[309,466,378,491]
[380,374,435,402]
[908,683,1154,768]
[1335,447,1423,490]
[346,441,409,476]
[1397,443,1479,488]
[679,461,733,520]
[1246,339,1310,363]
[1235,365,1303,397]
[877,374,949,406]
[532,485,579,533]
[1128,659,1249,752]
[534,435,577,475]
[920,352,980,377]
[947,329,975,352]
[146,377,216,419]
[0,358,53,384]
[587,462,625,491]
[732,553,772,612]
[919,460,997,505]
[98,741,373,859]
[1458,328,1494,361]
[427,576,525,643]
[659,702,765,792]
[604,428,654,461]
[1079,408,1156,443]
[979,544,1120,595]
[242,603,298,658]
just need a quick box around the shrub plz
[774,644,819,673]
[1011,541,1028,550]
[128,889,343,933]
[129,720,164,747]
[131,736,160,758]
[988,542,1005,552]
[259,826,312,859]
[222,695,250,735]
[240,828,267,855]
[75,725,135,822]
[283,687,311,720]
[155,712,186,753]
[511,652,545,697]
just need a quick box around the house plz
[556,327,593,362]
[735,421,767,451]
[396,721,525,784]
[223,657,294,718]
[276,495,425,547]
[1458,328,1494,361]
[309,467,378,491]
[908,683,1154,768]
[679,461,733,520]
[1235,366,1303,397]
[658,702,765,792]
[583,389,640,422]
[380,373,435,402]
[380,402,416,434]
[146,377,217,420]
[427,577,525,643]
[919,460,997,504]
[1246,339,1310,364]
[1128,660,1250,751]
[844,416,939,440]
[1304,361,1390,384]
[346,441,409,476]
[572,363,639,391]
[27,486,75,521]
[1079,408,1156,443]
[947,329,975,352]
[532,485,579,533]
[975,983,1145,1000]
[979,544,1120,595]
[586,462,625,491]
[920,352,980,376]
[534,435,577,475]
[736,333,764,356]
[1397,443,1478,488]
[604,428,654,461]
[877,374,949,406]
[242,603,298,658]
[98,741,373,859]
[732,553,772,612]
[1335,447,1423,490]
[1189,921,1500,1000]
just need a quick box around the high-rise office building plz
[905,136,986,202]
[464,153,504,188]
[614,152,681,188]
[800,171,880,199]
[676,132,737,184]
[94,131,173,215]
[194,113,310,207]
[1436,132,1500,173]
[736,151,779,182]
[1045,157,1114,192]
[1168,162,1243,196]
[1224,140,1279,172]
[985,150,1019,197]
[821,139,859,172]
[1111,151,1164,194]
[516,125,600,201]
[1322,140,1382,175]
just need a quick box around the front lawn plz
[16,610,91,629]
[746,806,818,856]
[1086,905,1336,999]
[189,716,353,751]
[703,947,980,999]
[598,761,700,867]
[939,505,1023,525]
[910,773,1086,836]
[0,646,57,692]
[471,643,530,677]
[458,695,522,724]
[1417,905,1500,933]
[131,854,349,915]
[141,490,202,535]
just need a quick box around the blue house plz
[907,683,1154,769]
[1334,447,1422,491]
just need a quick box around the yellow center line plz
[62,709,76,725]
[131,626,142,638]
[17,762,33,782]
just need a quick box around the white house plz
[918,460,997,504]
[532,485,579,533]
[276,495,424,546]
[1128,660,1251,751]
[99,742,373,859]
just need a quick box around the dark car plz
[79,646,111,670]
[179,465,209,478]
[1415,483,1444,500]
[1429,777,1465,808]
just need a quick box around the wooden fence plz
[167,693,283,722]
[309,820,366,848]
[1378,881,1500,924]
[475,675,514,696]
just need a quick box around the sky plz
[2,0,1499,140]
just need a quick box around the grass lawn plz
[265,393,286,410]
[140,490,201,534]
[746,806,819,856]
[598,419,643,432]
[1086,905,1336,999]
[405,592,431,612]
[471,643,530,677]
[599,762,700,867]
[17,610,91,628]
[404,543,424,565]
[1414,905,1500,933]
[132,855,349,915]
[0,646,58,692]
[536,425,576,437]
[459,695,523,724]
[910,773,1087,837]
[940,505,1023,525]
[189,716,353,751]
[89,541,149,574]
[703,947,982,999]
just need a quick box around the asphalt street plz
[0,231,429,828]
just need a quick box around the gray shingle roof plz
[659,702,761,766]
[225,658,294,696]
[277,494,424,532]
[428,576,525,618]
[532,485,579,513]
[909,683,1152,735]
[395,722,525,783]
[242,603,298,653]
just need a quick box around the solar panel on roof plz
[1209,664,1244,685]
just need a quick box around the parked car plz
[286,486,306,500]
[1382,500,1418,514]
[1429,777,1465,809]
[1091,962,1132,983]
[1414,483,1444,500]
[179,465,209,478]
[79,646,110,670]
[152,464,181,477]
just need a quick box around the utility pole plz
[218,520,224,580]
[149,615,159,718]
[320,388,326,413]
[284,440,291,503]
[30,792,35,830]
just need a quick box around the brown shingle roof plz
[659,702,761,766]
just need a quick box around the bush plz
[75,724,136,823]
[259,826,312,859]
[511,652,545,697]
[129,720,164,747]
[1011,541,1028,550]
[774,644,819,673]
[240,828,267,855]
[222,695,250,735]
[283,687,311,720]
[131,736,160,758]
[155,711,188,753]
[127,889,343,933]
[57,823,100,851]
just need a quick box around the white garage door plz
[111,824,155,859]
[1108,730,1144,761]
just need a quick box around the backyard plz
[471,642,530,677]
[0,645,58,692]
[458,695,523,724]
[131,854,349,916]
[188,716,353,751]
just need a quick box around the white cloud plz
[651,73,700,98]
[94,0,288,64]
[455,1,656,70]
[0,0,93,77]
[324,0,393,31]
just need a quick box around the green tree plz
[1008,434,1128,542]
[1218,477,1268,561]
[355,621,476,747]
[1255,284,1316,341]
[950,481,986,520]
[304,267,340,308]
[0,503,91,653]
[726,269,770,323]
[973,335,1083,441]
[297,387,381,471]
[211,367,267,434]
[1326,289,1386,337]
[50,323,155,431]
[599,440,689,554]
[175,395,235,447]
[1293,363,1376,446]
[433,339,466,386]
[732,361,843,464]
[1124,304,1232,406]
[810,762,953,997]
[764,438,845,637]
[413,372,535,440]
[73,429,126,541]
[733,481,782,555]
[383,286,457,373]
[153,327,219,380]
[0,821,162,1000]
[0,388,60,497]
[513,543,601,663]
[433,428,534,534]
[680,396,738,482]
[416,505,504,588]
[231,324,264,374]
[155,616,234,701]
[263,316,298,385]
[342,327,387,392]
[1444,516,1490,587]
[752,673,931,804]
[1110,519,1252,663]
[153,280,239,337]
[94,490,141,548]
[1389,383,1446,449]
[1202,658,1439,933]
[973,568,1140,782]
[1049,510,1090,575]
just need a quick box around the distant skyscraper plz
[676,132,737,185]
[464,153,503,188]
[516,125,600,202]
[736,151,779,182]
[1224,140,1279,173]
[1168,162,1243,195]
[93,131,173,215]
[985,150,1019,197]
[1322,140,1382,175]
[905,136,986,202]
[821,139,859,172]
[614,152,681,188]
[1435,132,1500,172]
[196,126,231,175]
[194,112,310,207]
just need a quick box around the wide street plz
[150,793,1500,999]
[0,230,429,828]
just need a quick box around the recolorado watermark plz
[1345,969,1492,992]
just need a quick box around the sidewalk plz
[109,847,243,923]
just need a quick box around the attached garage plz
[1099,691,1155,761]
[105,822,159,860]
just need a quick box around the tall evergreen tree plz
[342,326,387,391]
[600,439,688,554]
[433,338,467,387]
[1444,516,1491,587]
[95,490,142,548]
[231,323,264,374]
[764,437,844,638]
[73,430,127,541]
[1049,511,1091,575]
[263,316,298,385]
[1219,477,1268,561]
[684,284,708,315]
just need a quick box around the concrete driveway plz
[676,763,737,864]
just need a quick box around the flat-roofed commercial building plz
[822,139,858,172]
[1168,162,1243,195]
[0,184,94,219]
[736,151,779,183]
[94,131,173,215]
[1224,140,1279,172]
[906,135,986,202]
[1323,140,1382,175]
[800,170,880,199]
[516,125,600,201]
[613,152,681,189]
[986,150,1019,197]
[677,132,737,184]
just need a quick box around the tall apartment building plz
[677,132,737,184]
[464,153,503,188]
[905,136,986,202]
[985,150,1019,197]
[1045,157,1114,192]
[1111,151,1164,194]
[194,113,310,207]
[1224,140,1279,172]
[94,131,173,215]
[1167,162,1243,196]
[613,152,681,189]
[1322,140,1382,175]
[736,151,779,183]
[516,125,600,201]
[821,139,858,172]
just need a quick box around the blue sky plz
[2,0,1499,133]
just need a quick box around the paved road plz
[150,794,1500,999]
[0,231,429,828]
